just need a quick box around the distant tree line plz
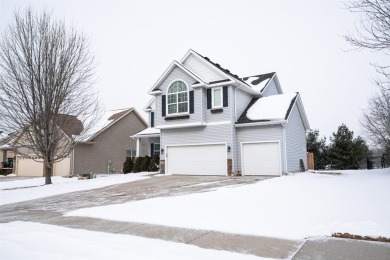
[307,124,370,170]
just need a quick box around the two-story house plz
[133,50,310,176]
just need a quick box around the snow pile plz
[67,169,390,240]
[246,93,297,121]
[0,222,264,260]
[0,173,150,206]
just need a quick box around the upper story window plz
[167,80,188,115]
[150,112,155,127]
[212,87,222,108]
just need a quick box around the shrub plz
[140,156,151,172]
[149,153,160,171]
[132,157,143,173]
[122,157,133,174]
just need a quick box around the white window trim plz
[166,80,189,116]
[211,87,223,108]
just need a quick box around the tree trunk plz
[44,160,53,185]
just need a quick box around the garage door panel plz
[167,144,226,175]
[242,142,281,176]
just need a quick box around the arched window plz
[167,80,188,115]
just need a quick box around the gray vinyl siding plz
[235,88,253,119]
[155,67,202,127]
[161,124,233,160]
[205,86,233,123]
[236,125,285,173]
[262,79,281,97]
[74,112,147,174]
[183,54,225,83]
[285,104,307,171]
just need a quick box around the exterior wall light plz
[227,145,231,153]
[161,148,164,154]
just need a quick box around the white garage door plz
[167,144,226,175]
[242,141,281,176]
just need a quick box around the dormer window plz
[167,80,188,115]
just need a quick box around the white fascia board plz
[273,73,284,94]
[148,61,206,94]
[156,122,206,129]
[131,133,160,138]
[235,120,287,128]
[143,97,156,112]
[296,94,310,130]
[235,81,262,96]
[283,93,309,131]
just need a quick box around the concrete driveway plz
[1,174,389,259]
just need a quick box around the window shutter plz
[207,89,211,109]
[150,143,154,157]
[162,95,166,117]
[189,91,194,114]
[151,112,155,127]
[223,86,228,107]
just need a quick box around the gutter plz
[235,120,287,128]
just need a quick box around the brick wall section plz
[74,111,147,174]
[160,160,165,174]
[227,159,232,176]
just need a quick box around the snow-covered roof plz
[237,93,298,125]
[131,127,160,138]
[0,132,14,150]
[241,72,275,92]
[77,108,140,142]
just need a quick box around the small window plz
[154,143,160,155]
[150,143,160,156]
[150,112,155,128]
[126,150,136,160]
[167,80,188,115]
[212,87,223,108]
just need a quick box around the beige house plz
[0,133,14,175]
[15,108,147,176]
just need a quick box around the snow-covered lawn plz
[67,169,390,240]
[0,222,265,260]
[0,173,150,206]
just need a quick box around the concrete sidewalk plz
[40,214,303,259]
[1,175,389,259]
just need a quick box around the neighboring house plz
[14,108,147,176]
[131,98,161,157]
[132,50,310,176]
[0,133,14,175]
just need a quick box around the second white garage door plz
[166,144,227,175]
[241,141,281,176]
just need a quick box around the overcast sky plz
[0,0,386,141]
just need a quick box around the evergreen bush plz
[149,153,160,171]
[133,156,143,173]
[140,155,151,172]
[122,157,134,174]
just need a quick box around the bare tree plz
[344,0,390,52]
[360,70,390,151]
[0,8,101,184]
[344,0,390,152]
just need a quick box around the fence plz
[367,154,389,169]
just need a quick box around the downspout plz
[231,86,236,175]
[71,149,74,176]
[282,123,288,173]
